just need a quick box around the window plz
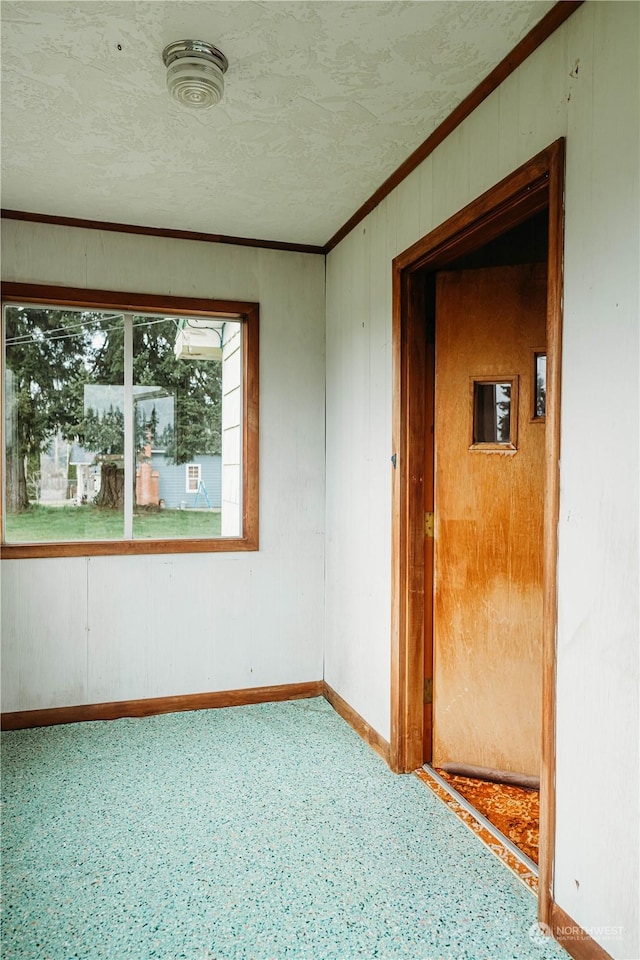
[186,464,201,493]
[533,352,546,420]
[470,376,518,450]
[1,284,259,557]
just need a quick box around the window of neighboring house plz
[186,463,201,493]
[1,284,259,557]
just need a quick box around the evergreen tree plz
[3,306,96,510]
[131,317,222,462]
[4,309,222,511]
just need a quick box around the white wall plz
[324,3,638,957]
[1,224,326,706]
[554,3,638,952]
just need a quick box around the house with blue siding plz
[151,452,221,510]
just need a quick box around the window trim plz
[0,283,259,558]
[468,375,519,453]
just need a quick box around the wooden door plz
[432,263,547,777]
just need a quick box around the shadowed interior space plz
[1,698,568,960]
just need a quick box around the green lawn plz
[4,504,222,543]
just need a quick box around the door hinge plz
[424,677,433,705]
[424,511,434,538]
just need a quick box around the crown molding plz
[0,209,324,256]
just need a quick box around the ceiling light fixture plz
[162,40,228,109]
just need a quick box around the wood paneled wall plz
[324,1,568,748]
[1,228,327,708]
[324,4,638,958]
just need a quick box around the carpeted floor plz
[1,697,567,960]
[433,769,540,864]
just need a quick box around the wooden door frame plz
[390,139,564,926]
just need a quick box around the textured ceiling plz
[1,1,556,247]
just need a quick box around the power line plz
[4,314,175,347]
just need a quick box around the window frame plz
[468,374,519,452]
[0,283,259,558]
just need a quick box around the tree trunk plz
[5,454,29,511]
[94,462,124,509]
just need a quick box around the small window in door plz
[533,351,546,420]
[470,377,518,450]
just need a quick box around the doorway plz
[391,141,564,925]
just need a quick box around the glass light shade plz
[163,41,228,110]
[166,56,224,109]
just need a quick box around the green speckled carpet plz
[1,697,567,960]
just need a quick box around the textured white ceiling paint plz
[1,1,556,246]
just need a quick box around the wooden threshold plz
[0,681,323,730]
